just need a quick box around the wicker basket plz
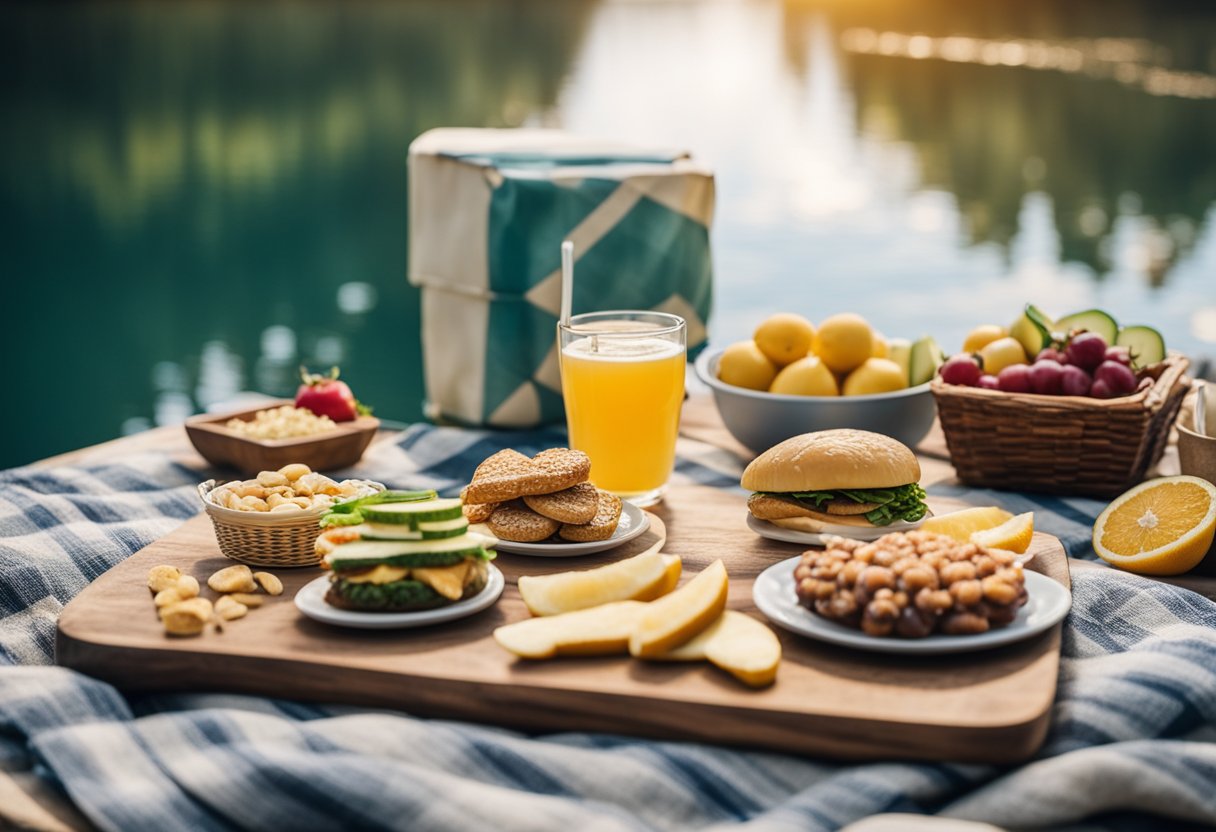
[931,354,1191,498]
[198,479,383,567]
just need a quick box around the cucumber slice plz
[325,532,495,565]
[416,516,470,539]
[346,523,425,542]
[361,498,463,525]
[1056,309,1119,343]
[909,336,944,386]
[1115,326,1166,369]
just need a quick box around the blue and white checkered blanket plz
[2,425,1216,831]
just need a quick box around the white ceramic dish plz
[472,501,650,557]
[753,557,1070,655]
[294,564,504,629]
[746,513,925,545]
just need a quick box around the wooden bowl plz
[185,401,380,475]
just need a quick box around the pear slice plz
[629,560,728,658]
[655,611,782,688]
[519,551,681,616]
[494,601,648,659]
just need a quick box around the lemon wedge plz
[920,506,1014,541]
[655,610,782,688]
[493,601,648,659]
[629,560,728,658]
[518,551,681,617]
[1093,476,1216,575]
[971,512,1035,554]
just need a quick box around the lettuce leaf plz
[759,483,928,526]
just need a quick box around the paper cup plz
[1178,423,1216,488]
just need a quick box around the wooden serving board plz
[57,488,1069,764]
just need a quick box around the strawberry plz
[295,367,369,422]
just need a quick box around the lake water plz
[4,0,1214,468]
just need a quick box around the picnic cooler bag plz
[408,128,715,428]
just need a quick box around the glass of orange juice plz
[558,311,686,507]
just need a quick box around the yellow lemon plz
[842,358,908,396]
[813,313,874,374]
[1093,476,1216,575]
[769,356,839,396]
[979,336,1029,375]
[753,314,815,367]
[971,512,1035,554]
[718,341,777,391]
[920,506,1014,541]
[963,324,1009,354]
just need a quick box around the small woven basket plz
[198,479,383,567]
[931,353,1190,498]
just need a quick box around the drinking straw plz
[560,240,574,328]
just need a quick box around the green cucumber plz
[344,523,424,542]
[1056,309,1119,343]
[325,532,495,565]
[329,489,438,515]
[361,498,463,526]
[1115,326,1166,369]
[909,336,944,386]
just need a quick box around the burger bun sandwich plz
[742,429,928,534]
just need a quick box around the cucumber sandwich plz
[315,490,497,612]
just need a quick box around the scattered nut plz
[147,565,182,593]
[175,575,200,599]
[154,587,185,609]
[214,595,249,621]
[162,598,213,637]
[253,571,283,596]
[208,564,257,594]
[227,592,264,607]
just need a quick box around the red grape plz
[1065,332,1108,371]
[997,364,1034,393]
[1059,364,1092,396]
[1104,346,1132,366]
[1091,379,1114,399]
[940,354,983,386]
[1029,359,1064,395]
[1094,360,1137,396]
[977,374,1000,390]
[1036,347,1068,364]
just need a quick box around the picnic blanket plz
[2,424,1216,832]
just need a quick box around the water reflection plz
[2,0,1213,469]
[782,0,1216,284]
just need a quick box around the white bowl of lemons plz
[694,313,939,453]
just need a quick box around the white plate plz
[472,501,650,557]
[753,557,1071,655]
[294,564,504,629]
[746,513,924,545]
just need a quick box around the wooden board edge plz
[55,621,1060,765]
